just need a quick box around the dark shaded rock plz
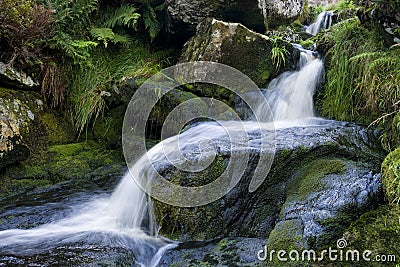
[166,0,307,38]
[166,0,266,38]
[0,62,39,90]
[159,237,265,266]
[153,119,384,249]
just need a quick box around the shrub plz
[0,0,54,66]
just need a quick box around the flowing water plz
[305,11,334,36]
[0,13,332,267]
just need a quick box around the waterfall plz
[0,14,330,267]
[262,46,324,122]
[305,11,333,35]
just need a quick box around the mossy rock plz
[264,220,307,267]
[93,105,126,149]
[339,205,400,267]
[286,158,347,202]
[179,19,299,99]
[0,87,75,170]
[381,148,400,205]
[0,141,124,197]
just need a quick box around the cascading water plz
[304,11,334,36]
[0,11,333,267]
[262,45,324,122]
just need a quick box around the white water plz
[305,11,334,35]
[0,15,329,267]
[261,47,324,121]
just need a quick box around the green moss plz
[381,148,400,205]
[0,141,123,197]
[340,205,400,266]
[264,220,307,266]
[299,39,315,49]
[92,105,126,148]
[40,111,75,145]
[286,158,347,201]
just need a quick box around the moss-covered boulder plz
[0,87,75,170]
[339,205,400,267]
[153,119,384,250]
[0,141,125,198]
[381,147,400,204]
[179,19,300,90]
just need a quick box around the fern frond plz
[143,3,161,40]
[103,4,140,29]
[90,27,114,47]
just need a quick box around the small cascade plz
[305,11,334,35]
[261,45,324,122]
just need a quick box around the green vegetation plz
[0,0,173,134]
[382,148,400,205]
[269,36,289,70]
[341,205,400,267]
[318,17,400,150]
[286,158,347,201]
[0,141,124,197]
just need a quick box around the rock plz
[381,147,400,204]
[166,0,306,37]
[159,237,265,266]
[0,90,37,169]
[166,0,266,37]
[341,204,400,266]
[0,87,75,170]
[259,0,305,28]
[356,0,400,46]
[179,18,299,100]
[0,62,39,90]
[152,119,384,249]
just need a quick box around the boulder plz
[259,0,305,28]
[0,90,37,169]
[152,119,384,250]
[179,19,299,101]
[0,87,75,170]
[0,62,39,90]
[166,0,266,36]
[166,0,306,37]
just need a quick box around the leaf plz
[103,4,140,29]
[143,3,161,40]
[90,27,115,47]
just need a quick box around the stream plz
[0,11,380,267]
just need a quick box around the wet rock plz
[159,237,265,266]
[153,119,384,249]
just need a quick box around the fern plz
[90,27,114,47]
[90,27,131,47]
[103,4,140,29]
[143,2,161,40]
[49,31,98,65]
[50,0,99,35]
